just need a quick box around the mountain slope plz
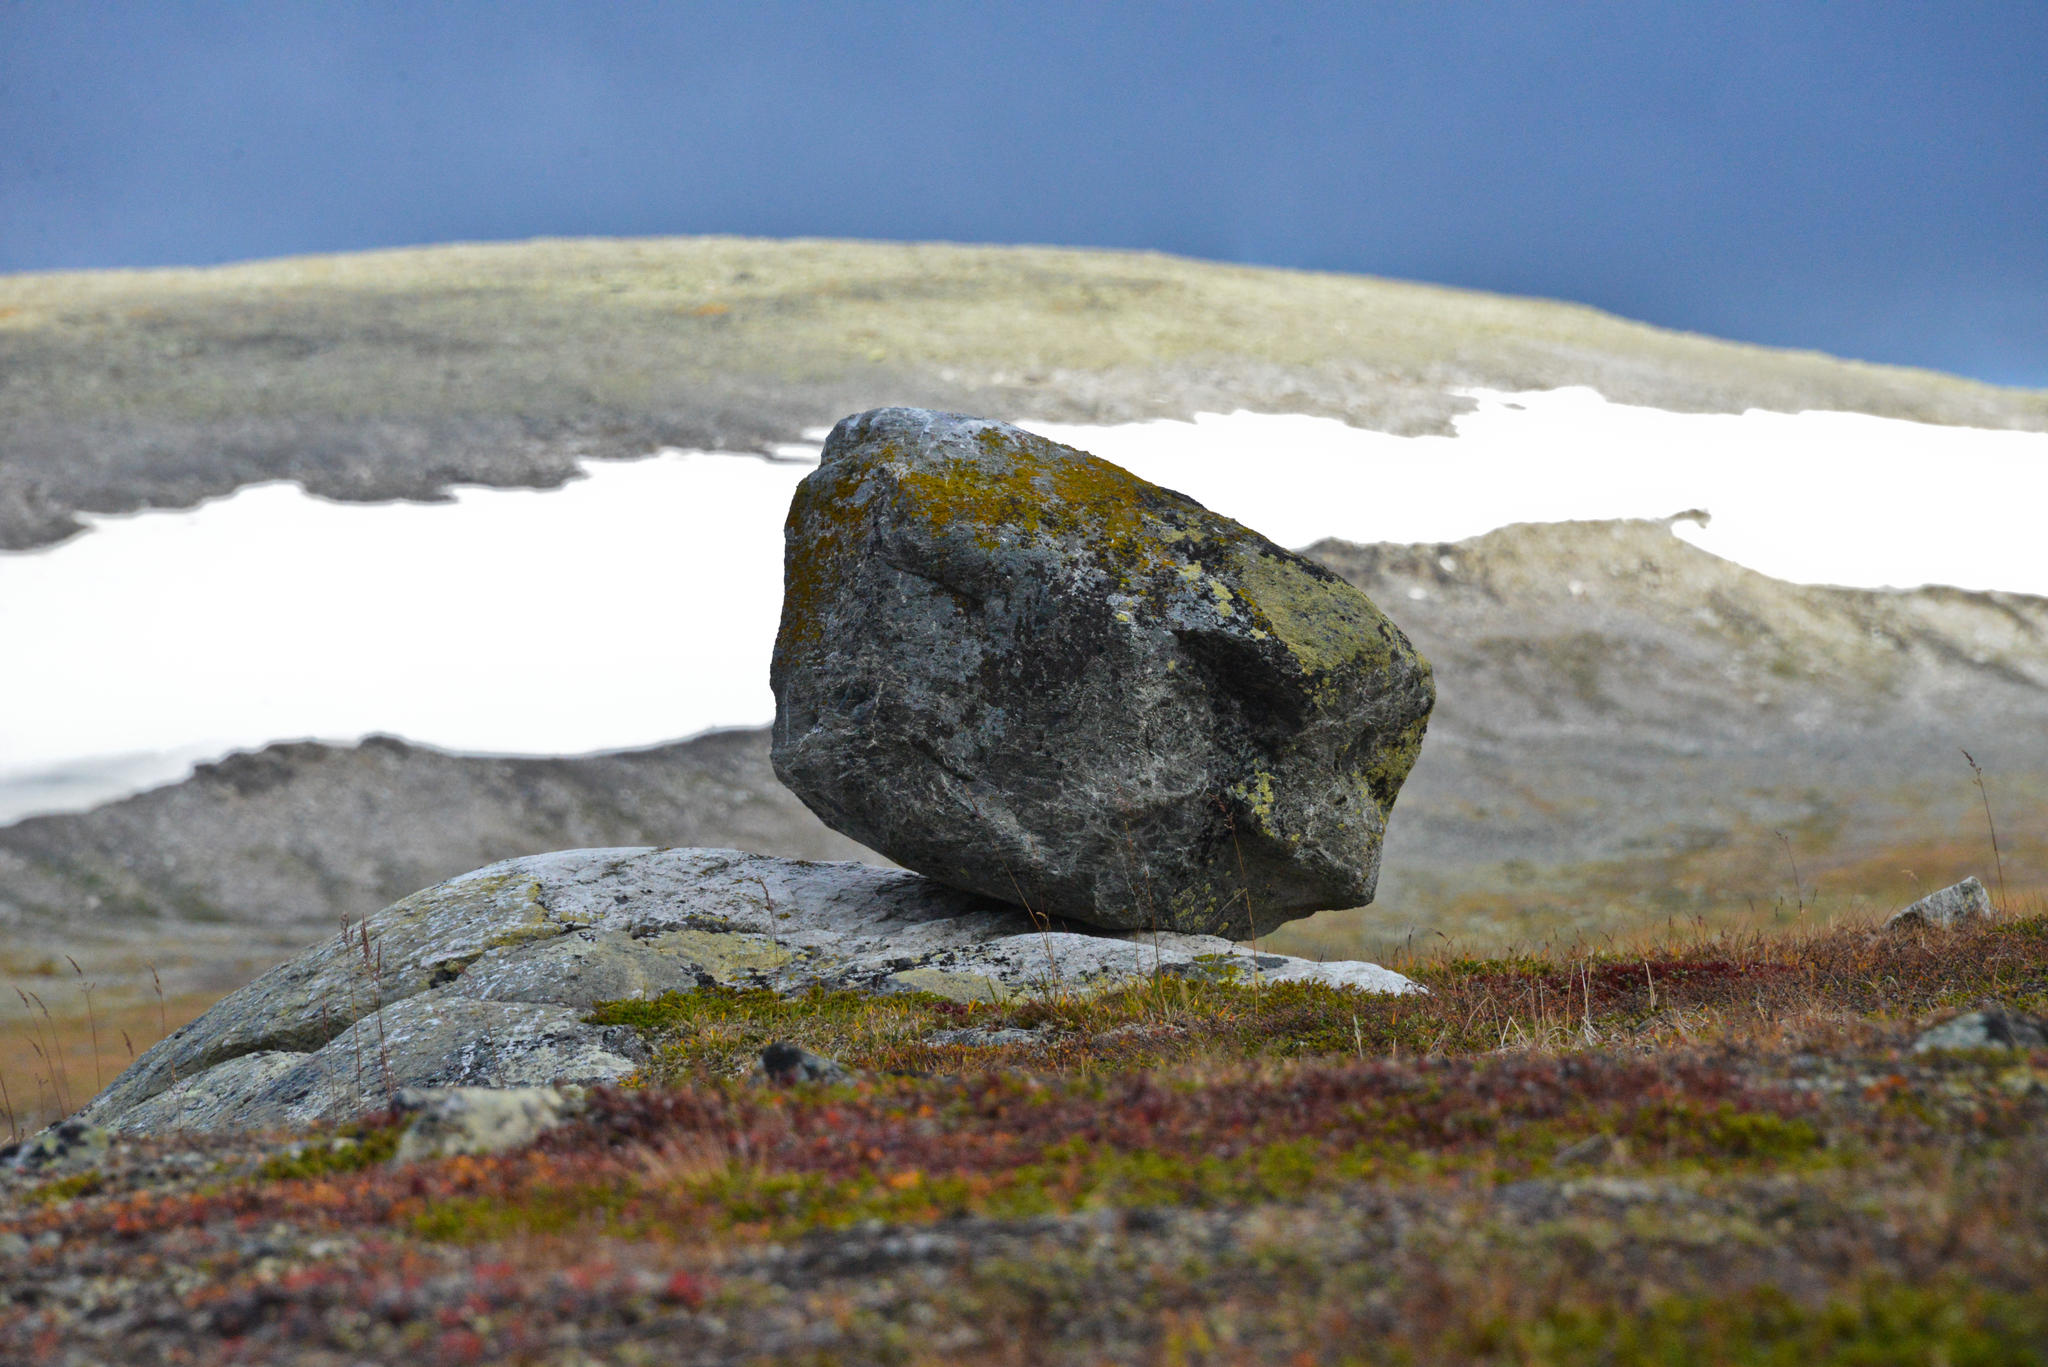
[4,237,2044,549]
[1306,516,2048,955]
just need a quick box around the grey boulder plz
[3,1121,111,1174]
[771,408,1435,938]
[1886,876,1995,931]
[391,1086,587,1163]
[79,847,1418,1134]
[1912,1007,2048,1054]
[754,1044,857,1087]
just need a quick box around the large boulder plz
[771,408,1435,938]
[79,847,1417,1134]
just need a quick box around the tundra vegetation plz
[5,896,2046,1364]
[5,240,2047,1359]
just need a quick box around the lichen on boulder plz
[771,407,1435,938]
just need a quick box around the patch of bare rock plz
[74,411,1434,1136]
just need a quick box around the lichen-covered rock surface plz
[79,847,1417,1134]
[1886,876,1996,931]
[771,408,1435,938]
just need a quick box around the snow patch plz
[3,389,2043,819]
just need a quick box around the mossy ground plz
[7,912,2047,1362]
[254,1117,403,1181]
[591,909,2048,1086]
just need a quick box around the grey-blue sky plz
[3,1,2043,386]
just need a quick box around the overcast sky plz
[3,1,2043,387]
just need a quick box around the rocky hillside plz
[0,730,873,1000]
[4,237,2045,550]
[1309,515,2048,956]
[6,518,2043,1002]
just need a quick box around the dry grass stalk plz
[1962,748,2010,911]
[65,955,101,1093]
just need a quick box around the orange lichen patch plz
[890,424,1218,577]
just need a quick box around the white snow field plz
[3,387,2044,821]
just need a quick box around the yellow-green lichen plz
[884,968,1014,1003]
[775,458,872,656]
[374,872,560,986]
[1231,770,1279,822]
[1237,552,1398,678]
[1360,712,1431,809]
[653,929,795,982]
[889,427,1230,595]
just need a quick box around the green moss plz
[586,983,966,1037]
[257,1120,403,1181]
[585,976,1474,1085]
[413,1182,636,1242]
[26,1169,103,1204]
[586,983,1004,1081]
[1500,1280,2048,1367]
[1624,1103,1824,1164]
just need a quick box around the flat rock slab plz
[80,848,1417,1134]
[772,408,1435,937]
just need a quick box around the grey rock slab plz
[98,994,645,1134]
[927,1027,1044,1049]
[111,1052,306,1135]
[1886,876,1996,931]
[1912,1007,2048,1054]
[82,847,1418,1133]
[770,407,1435,938]
[79,858,581,1125]
[449,926,796,1006]
[218,995,643,1133]
[391,1086,588,1164]
[4,1121,111,1173]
